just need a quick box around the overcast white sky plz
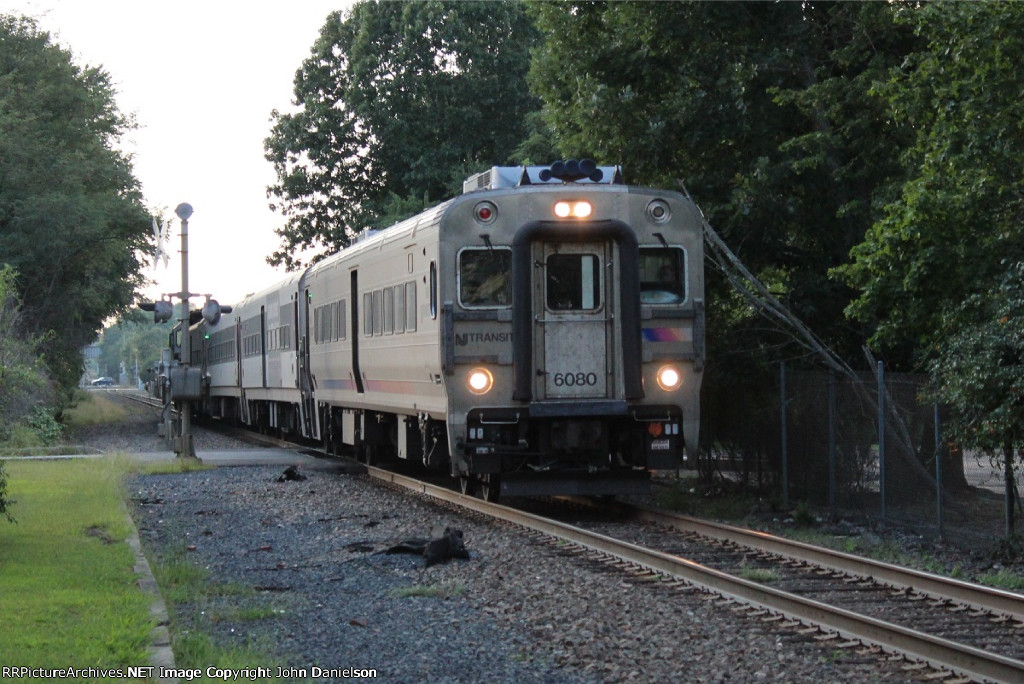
[1,0,352,306]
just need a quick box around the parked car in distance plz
[91,377,115,386]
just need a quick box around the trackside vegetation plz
[0,458,152,666]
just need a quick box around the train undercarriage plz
[198,395,686,502]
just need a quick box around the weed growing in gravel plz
[653,484,695,513]
[140,458,212,475]
[172,630,278,680]
[736,564,780,584]
[978,567,1024,592]
[62,390,130,426]
[209,604,283,623]
[151,548,284,672]
[155,552,209,604]
[391,580,466,598]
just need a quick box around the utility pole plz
[139,204,229,461]
[176,202,195,459]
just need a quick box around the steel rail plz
[369,467,1024,684]
[618,501,1024,622]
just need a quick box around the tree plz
[528,2,916,362]
[0,264,53,441]
[929,262,1024,536]
[0,15,153,395]
[0,459,13,523]
[839,3,1024,364]
[94,311,171,383]
[265,0,540,269]
[528,2,919,479]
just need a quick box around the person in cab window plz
[642,261,684,304]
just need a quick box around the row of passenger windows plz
[363,280,418,337]
[267,325,291,351]
[312,279,421,345]
[242,333,262,358]
[313,300,346,344]
[208,328,236,364]
[209,323,289,363]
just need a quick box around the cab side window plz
[459,248,511,308]
[639,247,686,305]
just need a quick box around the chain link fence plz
[701,364,1023,550]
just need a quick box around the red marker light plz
[474,201,497,224]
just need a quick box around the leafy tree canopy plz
[265,0,540,269]
[929,261,1024,456]
[94,310,170,382]
[839,2,1024,362]
[0,264,53,435]
[0,15,153,394]
[528,1,916,364]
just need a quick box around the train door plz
[350,270,364,394]
[534,241,612,400]
[260,306,267,388]
[236,316,249,424]
[298,286,316,437]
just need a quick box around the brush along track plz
[370,468,1024,684]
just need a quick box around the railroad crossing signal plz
[201,298,232,326]
[138,299,174,323]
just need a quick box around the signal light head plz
[202,299,222,325]
[139,299,174,323]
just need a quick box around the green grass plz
[736,564,780,584]
[1,390,130,456]
[0,458,153,666]
[978,568,1024,592]
[62,390,132,426]
[149,547,282,678]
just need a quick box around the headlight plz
[554,200,593,219]
[656,365,682,391]
[467,368,494,394]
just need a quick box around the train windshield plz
[459,247,512,308]
[640,247,686,304]
[546,253,602,311]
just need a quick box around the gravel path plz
[83,392,926,682]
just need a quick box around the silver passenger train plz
[191,162,704,499]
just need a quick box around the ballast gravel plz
[76,394,922,682]
[127,463,922,683]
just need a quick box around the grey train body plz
[189,164,705,499]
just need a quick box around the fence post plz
[934,403,944,541]
[877,360,886,525]
[828,369,837,516]
[1005,448,1016,538]
[780,361,789,509]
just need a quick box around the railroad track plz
[107,388,169,412]
[368,467,1024,684]
[113,397,1023,683]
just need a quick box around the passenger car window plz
[459,248,511,308]
[639,247,686,304]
